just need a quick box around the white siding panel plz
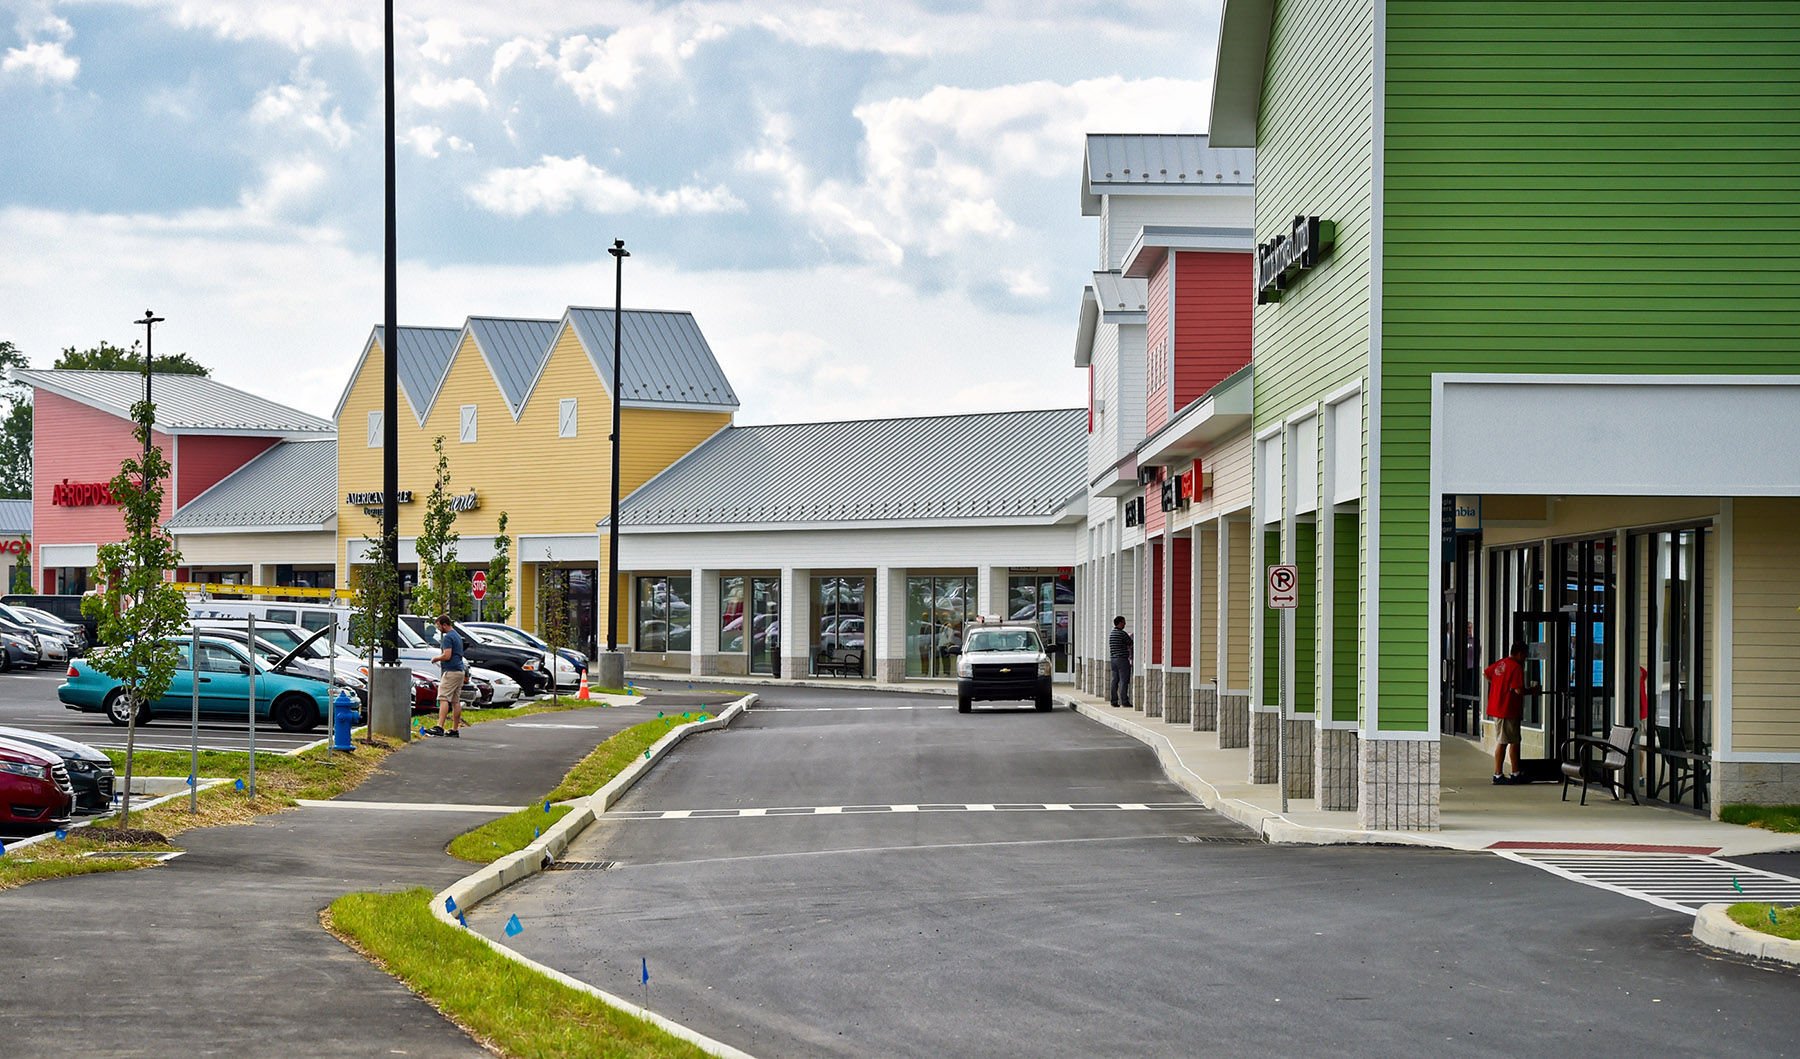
[618,524,1081,570]
[1105,193,1256,269]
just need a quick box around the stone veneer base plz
[1283,718,1315,799]
[1192,685,1219,732]
[1249,710,1280,784]
[1316,728,1360,811]
[1163,672,1192,725]
[1217,693,1250,748]
[1144,667,1164,719]
[1358,737,1441,831]
[1713,761,1800,810]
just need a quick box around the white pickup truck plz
[954,621,1053,713]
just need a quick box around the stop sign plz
[471,571,487,600]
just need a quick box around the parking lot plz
[0,667,325,754]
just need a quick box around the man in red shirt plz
[1484,640,1541,784]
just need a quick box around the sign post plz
[1266,564,1299,813]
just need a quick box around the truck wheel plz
[1035,692,1052,711]
[957,694,972,714]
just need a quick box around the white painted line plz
[662,809,693,819]
[1496,850,1800,914]
[606,802,1209,820]
[814,806,844,814]
[508,722,601,729]
[754,705,954,713]
[296,799,522,814]
[738,807,767,817]
[890,804,920,813]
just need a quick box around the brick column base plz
[1316,728,1360,811]
[1192,684,1218,732]
[1714,761,1800,808]
[1131,675,1144,711]
[1217,692,1249,748]
[1283,719,1315,799]
[875,658,905,683]
[691,653,722,676]
[1250,711,1280,783]
[1358,737,1441,830]
[1163,672,1191,725]
[1143,667,1164,718]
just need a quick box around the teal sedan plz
[58,634,335,732]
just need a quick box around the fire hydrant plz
[331,689,357,753]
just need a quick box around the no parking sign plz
[1267,564,1299,609]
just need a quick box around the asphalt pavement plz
[474,685,1800,1059]
[0,700,672,1057]
[0,666,323,754]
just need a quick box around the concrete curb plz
[432,694,758,1059]
[4,778,233,851]
[1694,903,1800,965]
[1064,698,1440,848]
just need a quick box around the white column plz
[1160,533,1175,668]
[779,567,810,679]
[690,568,719,676]
[1191,525,1206,681]
[977,565,1008,621]
[876,565,907,683]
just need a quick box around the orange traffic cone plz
[577,671,591,701]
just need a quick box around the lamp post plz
[134,310,164,472]
[596,238,629,691]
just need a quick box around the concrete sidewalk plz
[1065,688,1800,857]
[0,697,733,1056]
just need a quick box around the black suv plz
[399,615,549,695]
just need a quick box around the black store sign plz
[1257,215,1335,305]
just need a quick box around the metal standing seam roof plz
[1091,271,1148,316]
[1082,134,1255,213]
[17,370,334,435]
[608,408,1086,528]
[380,326,464,423]
[0,499,30,536]
[165,438,337,530]
[566,308,740,409]
[465,317,561,418]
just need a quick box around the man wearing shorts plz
[1484,639,1540,784]
[426,615,467,738]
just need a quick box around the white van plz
[186,600,353,639]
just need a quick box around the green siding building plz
[1209,0,1800,828]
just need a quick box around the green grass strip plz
[1727,902,1800,940]
[326,888,707,1059]
[545,716,685,803]
[449,804,575,863]
[1720,804,1800,834]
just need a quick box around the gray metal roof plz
[17,369,335,435]
[0,499,29,536]
[466,317,560,417]
[566,308,740,410]
[611,408,1085,528]
[166,438,337,530]
[1092,271,1148,318]
[377,326,464,422]
[1082,134,1255,212]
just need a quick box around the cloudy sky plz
[0,1,1219,425]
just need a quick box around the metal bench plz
[813,647,863,678]
[1560,724,1639,806]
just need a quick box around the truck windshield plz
[965,629,1040,653]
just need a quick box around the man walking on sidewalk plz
[425,615,468,738]
[1108,615,1134,709]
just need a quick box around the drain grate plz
[1178,834,1262,845]
[544,860,617,872]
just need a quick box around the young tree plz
[412,435,466,621]
[487,511,513,625]
[81,396,187,826]
[10,534,32,594]
[540,566,571,698]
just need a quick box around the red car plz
[0,736,74,829]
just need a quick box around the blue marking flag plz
[457,912,467,927]
[641,957,650,985]
[54,829,67,840]
[0,840,6,857]
[234,779,245,791]
[187,774,196,787]
[682,712,690,720]
[504,914,523,937]
[544,800,551,813]
[445,895,457,914]
[1732,877,1745,894]
[1773,908,1782,926]
[534,827,540,839]
[656,711,664,718]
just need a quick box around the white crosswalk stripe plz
[1496,850,1800,913]
[604,802,1205,821]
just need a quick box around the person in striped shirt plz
[1108,616,1134,708]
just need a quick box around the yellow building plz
[332,307,738,651]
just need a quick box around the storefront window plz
[635,575,692,652]
[1628,526,1711,811]
[1008,572,1074,674]
[906,575,974,678]
[1485,545,1545,725]
[721,575,747,654]
[750,577,779,675]
[812,576,866,674]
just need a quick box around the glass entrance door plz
[751,576,779,675]
[1628,526,1711,810]
[1554,538,1618,745]
[906,575,974,678]
[1008,572,1075,675]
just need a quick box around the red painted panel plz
[1149,537,1163,666]
[1172,251,1253,406]
[176,435,278,505]
[1171,536,1192,668]
[1145,257,1171,435]
[1144,476,1165,536]
[32,390,174,552]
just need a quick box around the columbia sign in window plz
[635,576,692,652]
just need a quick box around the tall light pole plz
[381,0,399,665]
[597,238,629,690]
[135,310,163,472]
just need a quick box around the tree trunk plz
[118,687,139,826]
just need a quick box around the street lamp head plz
[608,239,630,259]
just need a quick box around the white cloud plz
[403,125,474,158]
[409,73,488,110]
[2,39,77,85]
[498,17,730,114]
[237,158,331,219]
[467,155,743,217]
[249,68,354,149]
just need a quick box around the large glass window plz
[1628,526,1711,811]
[906,575,975,678]
[812,576,866,674]
[751,577,779,675]
[721,576,746,654]
[1486,544,1546,725]
[1008,571,1075,674]
[635,575,692,652]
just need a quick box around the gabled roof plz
[331,326,462,426]
[565,308,739,410]
[0,499,29,536]
[18,370,334,436]
[607,408,1086,529]
[166,438,337,531]
[1082,134,1256,214]
[1207,0,1277,148]
[465,316,560,419]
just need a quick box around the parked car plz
[461,622,583,688]
[59,635,336,732]
[1,603,83,659]
[0,727,114,813]
[0,736,74,828]
[0,619,42,670]
[396,615,548,695]
[9,604,88,654]
[190,624,369,707]
[4,594,97,645]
